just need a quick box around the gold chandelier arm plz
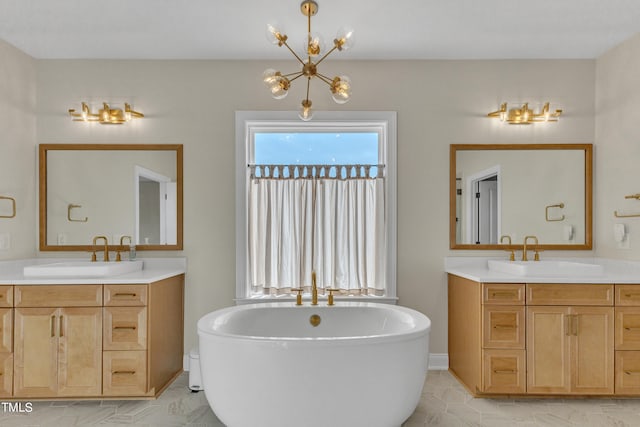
[305,77,311,101]
[314,45,338,67]
[288,72,306,83]
[315,72,334,86]
[281,39,306,65]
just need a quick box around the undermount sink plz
[487,259,604,277]
[23,260,143,278]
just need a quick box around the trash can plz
[188,347,203,392]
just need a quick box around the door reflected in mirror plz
[39,144,183,251]
[450,144,592,250]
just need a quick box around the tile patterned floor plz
[2,371,640,426]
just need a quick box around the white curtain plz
[248,167,386,296]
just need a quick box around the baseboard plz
[428,353,449,370]
[185,352,449,371]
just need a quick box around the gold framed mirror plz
[450,143,592,250]
[39,144,183,251]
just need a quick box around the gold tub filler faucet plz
[292,271,340,306]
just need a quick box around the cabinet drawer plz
[104,307,147,351]
[0,308,12,353]
[104,285,147,307]
[482,306,525,349]
[482,284,525,305]
[615,351,640,395]
[616,307,640,350]
[0,286,13,307]
[0,353,12,397]
[482,349,526,394]
[15,285,102,307]
[103,350,148,396]
[527,284,613,306]
[616,285,640,306]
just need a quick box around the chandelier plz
[68,102,144,125]
[487,102,562,125]
[263,0,354,121]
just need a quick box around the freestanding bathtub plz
[197,302,431,427]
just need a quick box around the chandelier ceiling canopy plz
[263,0,354,121]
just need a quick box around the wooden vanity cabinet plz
[449,275,619,397]
[103,275,185,397]
[448,276,526,394]
[4,274,184,400]
[13,285,103,397]
[481,283,526,394]
[0,285,13,397]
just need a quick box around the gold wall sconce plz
[488,102,562,125]
[68,102,144,124]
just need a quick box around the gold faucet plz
[522,235,539,262]
[500,235,515,261]
[116,236,132,262]
[311,271,318,306]
[92,235,109,262]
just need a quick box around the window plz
[235,111,397,303]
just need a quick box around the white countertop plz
[0,258,186,285]
[445,257,640,284]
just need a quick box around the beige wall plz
[30,58,595,354]
[0,40,36,259]
[595,33,640,258]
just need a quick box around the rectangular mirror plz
[39,144,183,251]
[450,143,592,250]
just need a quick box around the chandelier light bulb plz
[299,99,314,121]
[304,32,325,57]
[266,23,287,46]
[334,27,355,51]
[270,76,290,100]
[263,68,280,86]
[330,75,352,104]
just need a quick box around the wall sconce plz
[68,102,144,124]
[488,102,562,125]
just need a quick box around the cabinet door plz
[0,353,12,397]
[0,308,12,353]
[527,306,571,394]
[13,308,59,397]
[58,307,102,397]
[571,306,614,394]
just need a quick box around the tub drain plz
[309,314,321,327]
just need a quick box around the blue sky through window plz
[254,132,378,165]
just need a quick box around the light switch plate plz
[0,233,10,250]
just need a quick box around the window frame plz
[235,111,397,304]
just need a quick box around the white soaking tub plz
[197,302,431,427]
